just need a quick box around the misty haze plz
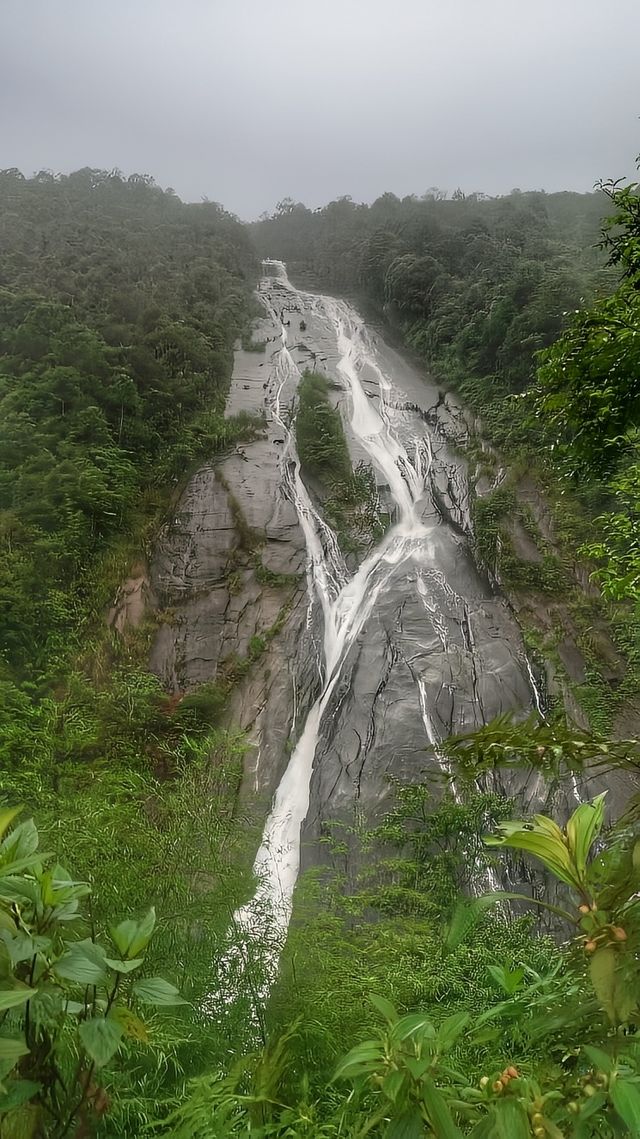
[1,2,640,1137]
[3,0,640,214]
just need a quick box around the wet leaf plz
[104,956,144,974]
[391,1013,436,1043]
[132,976,186,1006]
[611,1079,640,1133]
[566,793,606,880]
[79,1017,123,1067]
[0,989,36,1012]
[369,993,399,1024]
[422,1076,464,1137]
[385,1107,424,1138]
[333,1042,384,1080]
[54,940,107,986]
[110,907,155,959]
[583,1044,615,1074]
[0,1037,29,1063]
[0,809,23,845]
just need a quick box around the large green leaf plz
[421,1076,463,1138]
[485,817,580,891]
[0,1079,41,1112]
[104,957,144,974]
[54,940,107,986]
[566,793,606,880]
[132,976,186,1006]
[1,820,39,865]
[0,808,23,844]
[404,1056,432,1081]
[437,1012,470,1051]
[0,1037,29,1063]
[40,869,90,908]
[382,1068,406,1104]
[611,1079,640,1133]
[582,1044,615,1074]
[109,919,137,959]
[0,879,39,905]
[369,993,399,1024]
[110,907,156,959]
[588,945,636,1023]
[391,1013,436,1044]
[0,932,50,967]
[127,907,156,957]
[0,989,36,1012]
[385,1107,424,1138]
[487,1098,532,1139]
[0,856,46,878]
[333,1042,385,1080]
[78,1017,123,1067]
[487,965,524,994]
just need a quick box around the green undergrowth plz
[471,482,568,595]
[296,371,386,553]
[264,788,562,1108]
[253,556,300,588]
[296,371,351,482]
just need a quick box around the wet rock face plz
[149,349,320,803]
[151,264,635,907]
[301,545,537,867]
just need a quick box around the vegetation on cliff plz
[0,169,263,1134]
[1,163,640,1136]
[296,370,385,552]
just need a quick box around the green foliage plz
[436,709,640,800]
[295,371,352,483]
[579,455,640,605]
[325,462,387,554]
[266,790,558,1104]
[471,484,568,595]
[158,787,640,1136]
[252,557,300,589]
[294,372,384,553]
[0,169,257,679]
[534,289,640,471]
[484,793,640,1025]
[530,162,640,612]
[0,807,183,1136]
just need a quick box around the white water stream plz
[226,261,542,991]
[229,263,448,982]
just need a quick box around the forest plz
[0,164,638,1138]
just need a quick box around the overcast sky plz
[2,0,639,219]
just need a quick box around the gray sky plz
[2,0,639,219]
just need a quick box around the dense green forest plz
[0,170,265,1135]
[0,167,258,677]
[0,166,639,1137]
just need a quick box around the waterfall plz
[224,260,536,994]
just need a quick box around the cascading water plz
[231,271,436,972]
[226,260,543,992]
